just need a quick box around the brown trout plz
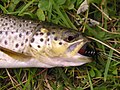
[0,14,93,68]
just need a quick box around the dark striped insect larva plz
[78,43,97,57]
[84,50,97,57]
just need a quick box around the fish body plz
[0,14,92,68]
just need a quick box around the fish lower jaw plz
[0,52,91,68]
[0,59,89,68]
[0,48,91,68]
[0,56,91,68]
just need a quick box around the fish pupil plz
[68,36,74,41]
[64,36,74,42]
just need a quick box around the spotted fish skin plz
[0,14,38,55]
[0,14,92,68]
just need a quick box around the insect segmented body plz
[78,43,97,57]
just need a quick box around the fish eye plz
[64,35,74,42]
[68,36,74,41]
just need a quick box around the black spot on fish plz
[26,24,28,26]
[40,38,44,42]
[13,23,16,25]
[52,32,55,34]
[5,31,8,35]
[3,27,6,30]
[15,43,19,48]
[5,17,7,19]
[0,19,3,21]
[22,20,25,22]
[7,27,9,30]
[19,24,22,27]
[40,32,44,35]
[35,32,39,36]
[60,27,63,30]
[2,24,4,26]
[31,38,34,43]
[47,38,49,41]
[47,32,50,36]
[0,31,2,34]
[21,43,24,46]
[25,39,28,43]
[16,29,18,32]
[59,42,62,45]
[4,40,7,45]
[26,31,29,35]
[9,19,11,22]
[11,32,14,34]
[19,33,22,38]
[5,23,8,25]
[29,44,32,47]
[10,25,13,27]
[37,45,41,48]
[54,37,58,41]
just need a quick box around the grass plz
[0,0,120,89]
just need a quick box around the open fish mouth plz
[66,39,89,57]
[58,40,94,65]
[68,39,96,57]
[38,39,95,67]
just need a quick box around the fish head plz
[29,25,94,67]
[48,28,89,56]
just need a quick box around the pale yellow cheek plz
[41,28,48,33]
[51,41,68,56]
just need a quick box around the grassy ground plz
[0,0,120,90]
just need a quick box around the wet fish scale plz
[0,31,31,54]
[30,29,48,52]
[0,14,70,56]
[0,15,50,55]
[0,14,38,32]
[0,14,38,55]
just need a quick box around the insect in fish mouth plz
[0,14,96,68]
[78,42,97,57]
